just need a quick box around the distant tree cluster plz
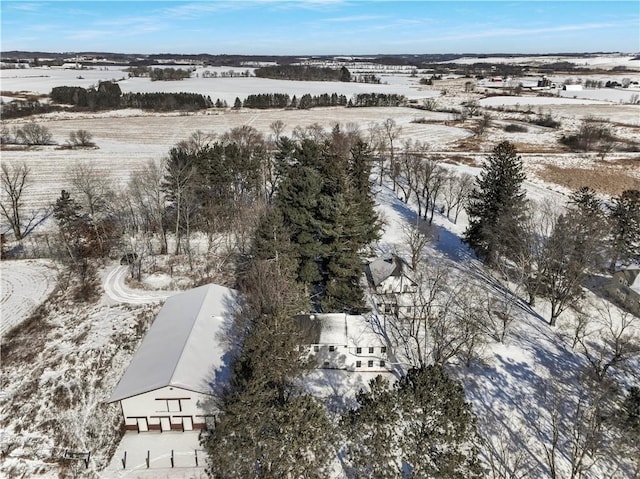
[50,82,122,109]
[242,92,348,109]
[254,64,352,82]
[124,65,192,81]
[149,67,192,81]
[121,92,212,111]
[49,82,211,111]
[353,73,381,84]
[0,99,55,119]
[349,93,406,107]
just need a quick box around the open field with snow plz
[0,259,58,336]
[1,66,432,105]
[1,58,640,478]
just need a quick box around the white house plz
[109,283,239,433]
[300,313,390,371]
[366,254,417,317]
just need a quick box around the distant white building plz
[109,284,239,433]
[299,313,390,371]
[563,84,583,91]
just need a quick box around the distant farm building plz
[563,84,583,91]
[109,284,239,433]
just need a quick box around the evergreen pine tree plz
[342,366,482,479]
[342,375,400,478]
[608,189,640,271]
[276,164,323,285]
[464,141,527,265]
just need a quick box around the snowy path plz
[0,259,57,337]
[103,265,174,305]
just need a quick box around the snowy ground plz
[0,259,58,336]
[0,65,431,105]
[1,59,639,477]
[101,431,206,479]
[102,265,174,305]
[371,171,640,478]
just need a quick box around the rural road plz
[103,264,174,305]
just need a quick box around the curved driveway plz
[103,265,173,304]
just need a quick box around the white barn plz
[109,283,239,433]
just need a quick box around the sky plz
[1,1,639,56]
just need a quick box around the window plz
[368,347,374,354]
[381,346,387,354]
[406,306,412,314]
[329,345,335,352]
[356,347,362,354]
[313,345,319,352]
[323,361,330,367]
[380,360,386,367]
[368,360,374,367]
[356,361,362,368]
[156,398,185,412]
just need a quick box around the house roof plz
[302,313,384,348]
[109,283,239,402]
[366,253,410,287]
[626,269,640,293]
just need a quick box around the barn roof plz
[109,283,239,402]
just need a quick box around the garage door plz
[160,417,171,431]
[137,417,148,432]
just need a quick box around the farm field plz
[1,55,640,478]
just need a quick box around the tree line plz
[242,92,349,109]
[254,64,352,82]
[124,66,192,81]
[50,82,212,111]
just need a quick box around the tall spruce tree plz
[464,141,527,265]
[608,189,640,271]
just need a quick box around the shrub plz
[529,113,561,128]
[14,121,52,145]
[68,130,95,148]
[504,124,528,133]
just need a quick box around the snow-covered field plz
[0,259,58,336]
[445,54,640,69]
[0,65,432,105]
[1,57,639,477]
[0,107,472,213]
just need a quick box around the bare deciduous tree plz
[441,172,474,224]
[68,162,113,218]
[382,118,402,191]
[576,300,640,382]
[0,162,50,240]
[14,121,52,145]
[67,129,95,148]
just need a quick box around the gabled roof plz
[366,253,411,287]
[109,283,239,402]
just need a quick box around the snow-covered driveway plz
[0,259,57,336]
[103,265,173,304]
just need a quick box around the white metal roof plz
[109,283,239,402]
[316,313,384,348]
